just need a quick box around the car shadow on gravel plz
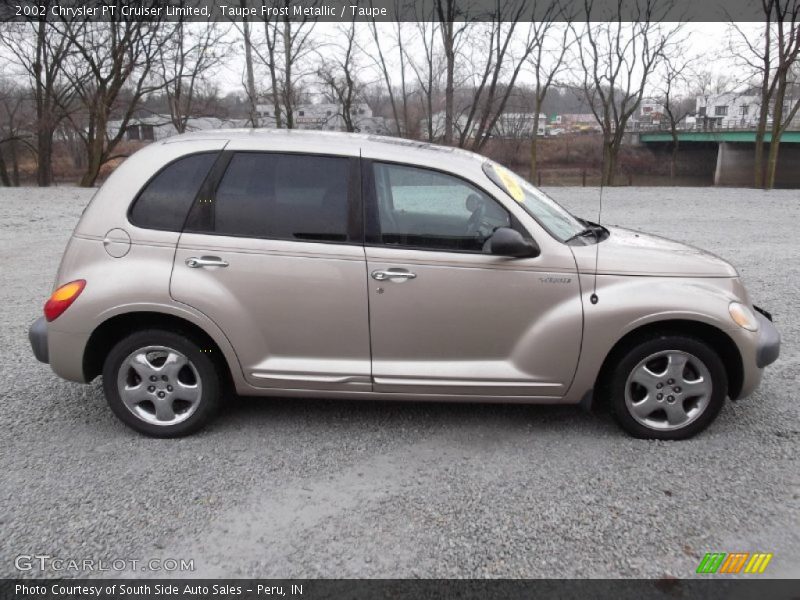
[210,393,612,437]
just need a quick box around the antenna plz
[589,180,603,305]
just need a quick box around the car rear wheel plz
[608,335,727,440]
[102,329,220,437]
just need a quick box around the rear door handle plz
[371,268,417,281]
[186,256,229,268]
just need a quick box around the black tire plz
[608,335,727,440]
[102,329,221,437]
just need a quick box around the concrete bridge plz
[637,130,800,187]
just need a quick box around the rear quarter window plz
[129,152,217,231]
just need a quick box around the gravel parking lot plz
[0,185,798,579]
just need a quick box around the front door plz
[363,161,582,398]
[171,151,371,392]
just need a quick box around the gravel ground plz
[0,185,798,579]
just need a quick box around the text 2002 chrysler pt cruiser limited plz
[29,130,780,439]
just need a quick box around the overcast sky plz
[208,21,761,97]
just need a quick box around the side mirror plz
[487,227,540,258]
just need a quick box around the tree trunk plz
[601,137,617,186]
[34,20,53,187]
[670,128,679,182]
[36,130,53,187]
[764,76,787,190]
[529,110,541,181]
[80,147,103,187]
[0,147,10,186]
[442,23,455,145]
[79,114,107,187]
[242,17,259,128]
[283,19,294,129]
[753,102,769,188]
[11,140,20,186]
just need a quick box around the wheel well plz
[594,319,744,404]
[83,312,234,387]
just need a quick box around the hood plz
[572,226,738,277]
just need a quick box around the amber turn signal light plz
[44,280,86,322]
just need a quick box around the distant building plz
[553,113,599,131]
[423,111,548,140]
[109,115,245,142]
[492,113,548,138]
[254,102,390,134]
[638,99,666,125]
[695,93,761,128]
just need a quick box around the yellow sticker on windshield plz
[494,165,525,203]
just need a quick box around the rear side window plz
[129,153,217,231]
[212,153,349,242]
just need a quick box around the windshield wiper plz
[564,227,597,244]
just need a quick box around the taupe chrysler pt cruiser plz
[29,130,780,439]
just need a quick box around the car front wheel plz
[609,335,728,440]
[102,329,221,437]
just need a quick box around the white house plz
[254,102,390,134]
[423,111,548,140]
[695,93,761,128]
[492,113,548,138]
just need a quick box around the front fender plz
[565,274,749,401]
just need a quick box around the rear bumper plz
[755,311,780,368]
[29,316,49,364]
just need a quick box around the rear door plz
[170,151,371,392]
[363,160,582,398]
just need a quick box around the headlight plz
[729,302,759,331]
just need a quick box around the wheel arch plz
[594,319,744,404]
[83,311,238,390]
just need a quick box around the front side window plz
[483,161,584,243]
[211,153,350,242]
[715,105,728,116]
[129,152,217,231]
[368,162,510,252]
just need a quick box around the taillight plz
[44,280,86,322]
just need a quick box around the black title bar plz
[0,0,769,23]
[3,579,800,600]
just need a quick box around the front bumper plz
[28,316,49,364]
[755,310,780,368]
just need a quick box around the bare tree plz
[526,14,571,180]
[239,4,259,128]
[365,2,412,137]
[260,0,283,127]
[763,2,800,189]
[158,17,230,134]
[457,6,538,151]
[0,4,77,186]
[729,19,777,187]
[657,42,697,180]
[730,3,800,188]
[59,17,168,186]
[244,0,317,129]
[317,21,364,132]
[406,14,444,141]
[435,0,471,145]
[0,81,35,186]
[573,0,681,185]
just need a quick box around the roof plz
[165,128,488,171]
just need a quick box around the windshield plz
[482,162,585,242]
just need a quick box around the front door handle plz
[185,256,229,268]
[371,268,417,281]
